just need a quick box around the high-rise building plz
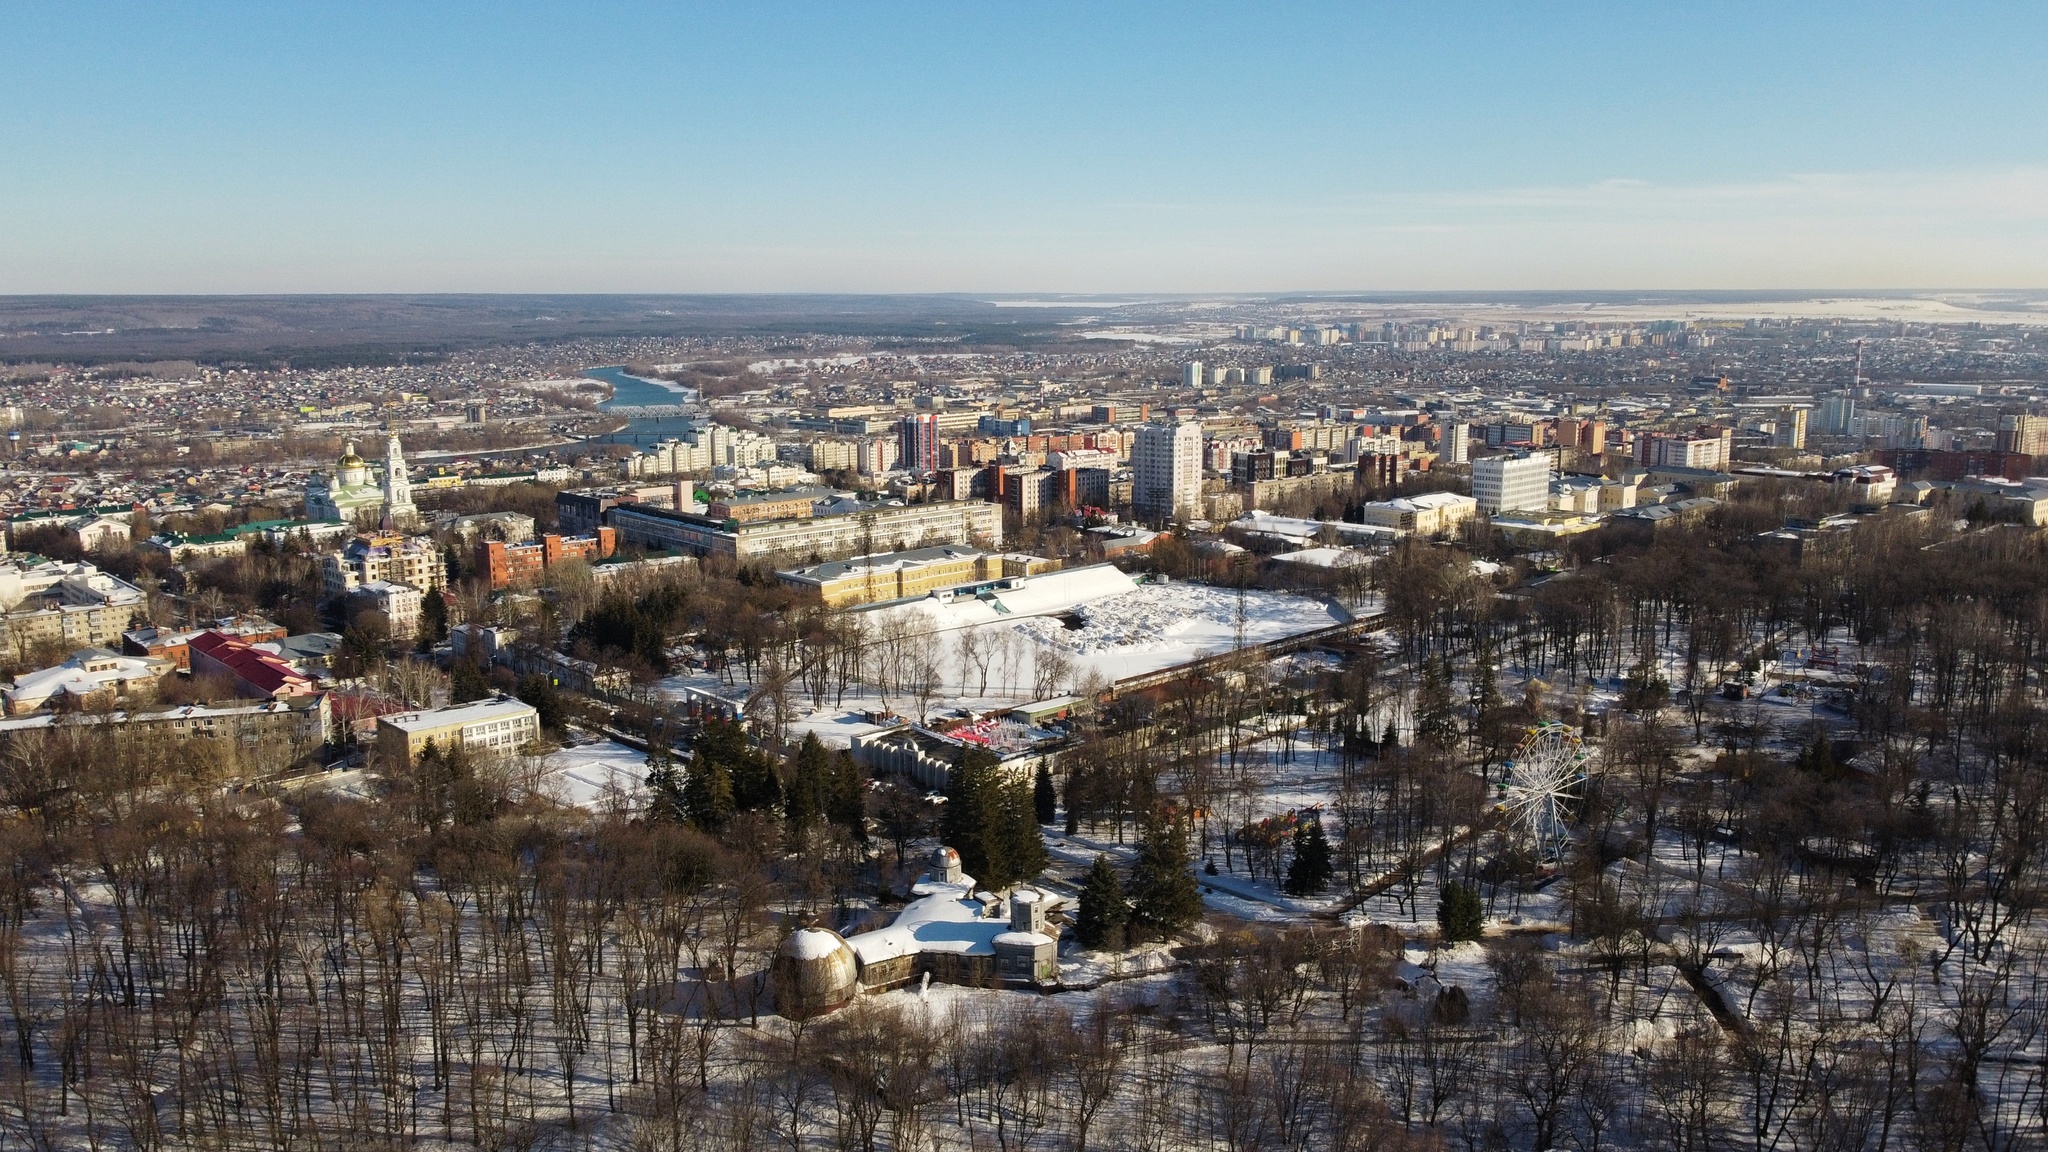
[1818,395,1857,437]
[1773,407,1809,450]
[1182,362,1205,391]
[858,436,900,475]
[898,414,941,473]
[1442,422,1471,465]
[1132,421,1204,523]
[1471,454,1551,514]
[1998,414,2048,457]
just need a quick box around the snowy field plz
[658,570,1350,748]
[860,567,1350,692]
[541,738,649,810]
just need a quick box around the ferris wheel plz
[1496,722,1590,861]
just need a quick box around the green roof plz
[7,504,130,523]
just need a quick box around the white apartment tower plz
[1471,453,1551,514]
[1443,421,1472,465]
[1182,361,1204,391]
[1133,420,1204,523]
[1817,395,1856,437]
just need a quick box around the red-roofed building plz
[187,630,317,700]
[328,690,409,743]
[123,615,286,670]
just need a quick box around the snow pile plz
[1060,945,1179,988]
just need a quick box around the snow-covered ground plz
[541,738,649,810]
[865,570,1347,689]
[658,572,1350,747]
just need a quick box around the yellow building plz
[376,696,540,766]
[776,546,1058,609]
[706,490,821,524]
[1354,491,1479,536]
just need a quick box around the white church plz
[306,433,420,530]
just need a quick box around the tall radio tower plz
[1853,339,1864,387]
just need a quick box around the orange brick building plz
[477,529,617,590]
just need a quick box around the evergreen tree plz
[692,717,747,768]
[1437,880,1485,943]
[784,733,830,836]
[730,744,782,815]
[1126,815,1201,938]
[680,747,734,832]
[944,746,1044,888]
[996,771,1047,883]
[694,717,781,815]
[645,754,688,825]
[943,746,1001,883]
[825,750,868,842]
[515,674,564,733]
[407,741,466,833]
[449,659,492,705]
[1074,855,1129,950]
[1796,731,1840,777]
[1284,818,1335,897]
[1063,760,1092,834]
[1381,720,1400,751]
[1034,759,1057,825]
[417,591,448,652]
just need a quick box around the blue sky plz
[3,2,2044,292]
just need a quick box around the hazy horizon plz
[5,4,2045,293]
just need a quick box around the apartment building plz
[321,534,446,598]
[0,559,146,655]
[1132,421,1204,523]
[476,529,619,589]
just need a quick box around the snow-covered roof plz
[1231,511,1398,543]
[1271,547,1371,569]
[784,927,852,961]
[845,877,1062,966]
[860,563,1138,632]
[380,696,536,734]
[846,878,997,964]
[992,931,1055,947]
[3,650,168,711]
[1401,491,1478,510]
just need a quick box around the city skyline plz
[3,2,2046,293]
